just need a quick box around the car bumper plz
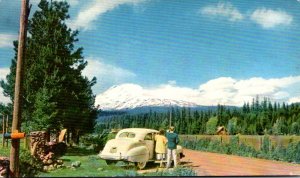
[99,154,128,161]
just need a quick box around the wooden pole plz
[169,104,172,128]
[10,0,29,176]
[6,115,9,147]
[2,115,5,147]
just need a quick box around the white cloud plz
[197,76,300,106]
[0,68,11,104]
[82,57,136,93]
[250,8,293,29]
[200,2,243,21]
[288,96,300,104]
[96,75,300,107]
[0,34,17,48]
[167,80,176,86]
[68,0,144,31]
[0,68,9,81]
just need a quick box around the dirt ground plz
[138,149,300,176]
[181,149,300,176]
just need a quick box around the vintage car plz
[99,128,184,169]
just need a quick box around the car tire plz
[105,160,117,165]
[135,161,147,170]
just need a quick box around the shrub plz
[19,148,43,177]
[181,135,300,164]
[146,166,197,176]
[261,135,270,154]
[116,170,139,177]
[228,136,239,154]
[79,131,111,152]
[207,140,220,153]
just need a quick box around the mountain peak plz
[95,84,199,110]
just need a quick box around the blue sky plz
[1,0,300,106]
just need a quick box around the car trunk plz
[100,138,136,160]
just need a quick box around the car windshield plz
[118,132,136,138]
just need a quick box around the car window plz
[118,132,135,138]
[128,132,135,138]
[144,133,153,140]
[119,132,128,138]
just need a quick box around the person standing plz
[154,129,168,167]
[166,126,179,168]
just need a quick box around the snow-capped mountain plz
[95,84,199,110]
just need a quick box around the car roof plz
[116,128,159,140]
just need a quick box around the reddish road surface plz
[181,149,300,176]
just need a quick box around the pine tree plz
[0,0,97,139]
[206,116,218,135]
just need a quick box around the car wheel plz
[135,161,147,170]
[105,160,117,165]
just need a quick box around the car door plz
[144,132,155,160]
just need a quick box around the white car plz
[99,128,184,169]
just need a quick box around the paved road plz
[181,149,300,176]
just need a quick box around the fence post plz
[2,115,5,148]
[259,136,263,151]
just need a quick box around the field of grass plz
[37,147,196,177]
[37,154,137,177]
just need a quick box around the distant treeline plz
[97,97,300,135]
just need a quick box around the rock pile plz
[30,131,65,171]
[0,157,9,178]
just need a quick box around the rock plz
[57,159,63,165]
[0,168,7,177]
[43,166,48,172]
[48,165,55,171]
[71,161,81,168]
[47,159,53,165]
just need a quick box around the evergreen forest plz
[97,97,300,135]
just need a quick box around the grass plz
[38,147,138,177]
[38,147,197,177]
[0,135,10,157]
[0,135,28,157]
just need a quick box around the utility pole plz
[10,0,30,177]
[169,103,172,127]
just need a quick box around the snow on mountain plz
[95,84,199,110]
